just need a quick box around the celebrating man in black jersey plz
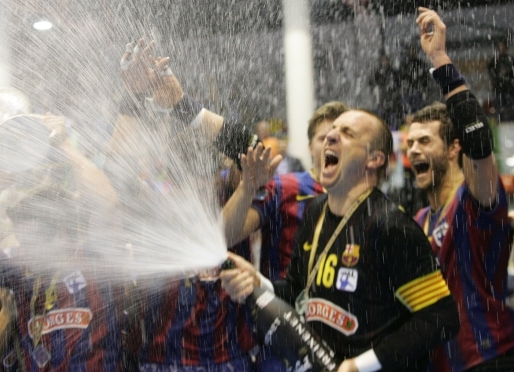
[220,107,460,371]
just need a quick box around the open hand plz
[240,143,282,195]
[121,38,183,105]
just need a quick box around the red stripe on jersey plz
[147,281,181,364]
[213,285,231,364]
[182,281,204,365]
[465,197,514,363]
[278,174,301,279]
[85,279,108,371]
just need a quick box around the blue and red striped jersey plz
[415,180,514,372]
[134,276,254,368]
[252,171,324,281]
[0,263,120,372]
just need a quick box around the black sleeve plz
[373,209,460,370]
[374,295,459,370]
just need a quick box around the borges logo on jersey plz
[342,244,360,267]
[336,268,358,292]
[305,298,358,335]
[28,308,93,338]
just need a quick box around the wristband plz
[214,119,260,170]
[172,94,204,126]
[430,64,466,95]
[447,91,493,159]
[119,92,147,118]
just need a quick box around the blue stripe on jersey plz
[432,183,514,371]
[139,290,165,362]
[165,281,196,365]
[452,191,497,367]
[226,295,241,362]
[103,282,120,371]
[69,283,90,372]
[267,175,283,281]
[50,329,67,369]
[253,171,322,281]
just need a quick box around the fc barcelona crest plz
[342,244,360,267]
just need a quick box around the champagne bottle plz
[220,260,339,372]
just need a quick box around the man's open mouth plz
[325,150,338,167]
[413,161,430,174]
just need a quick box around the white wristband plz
[354,349,382,372]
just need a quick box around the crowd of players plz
[0,7,513,372]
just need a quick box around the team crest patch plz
[28,308,93,338]
[432,221,449,247]
[305,298,358,335]
[342,244,360,267]
[63,270,86,294]
[335,268,358,292]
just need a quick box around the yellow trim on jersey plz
[395,271,451,312]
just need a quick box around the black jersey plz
[278,188,458,371]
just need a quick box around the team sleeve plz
[273,227,306,306]
[371,212,460,370]
[273,196,323,305]
[251,177,280,230]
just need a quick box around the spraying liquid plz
[0,0,230,282]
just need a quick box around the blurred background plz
[0,0,513,177]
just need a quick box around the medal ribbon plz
[30,272,60,348]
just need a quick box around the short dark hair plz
[356,109,393,183]
[412,102,456,147]
[308,101,348,143]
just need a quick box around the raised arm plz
[115,39,267,170]
[37,113,118,208]
[417,7,498,207]
[222,144,281,246]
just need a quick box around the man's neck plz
[327,181,373,217]
[427,168,464,212]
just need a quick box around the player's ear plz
[367,150,385,170]
[448,138,461,160]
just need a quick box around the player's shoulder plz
[304,193,328,217]
[369,188,421,225]
[276,171,313,184]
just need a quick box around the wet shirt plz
[0,259,120,372]
[415,180,514,372]
[252,171,324,281]
[283,189,450,368]
[133,275,254,369]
